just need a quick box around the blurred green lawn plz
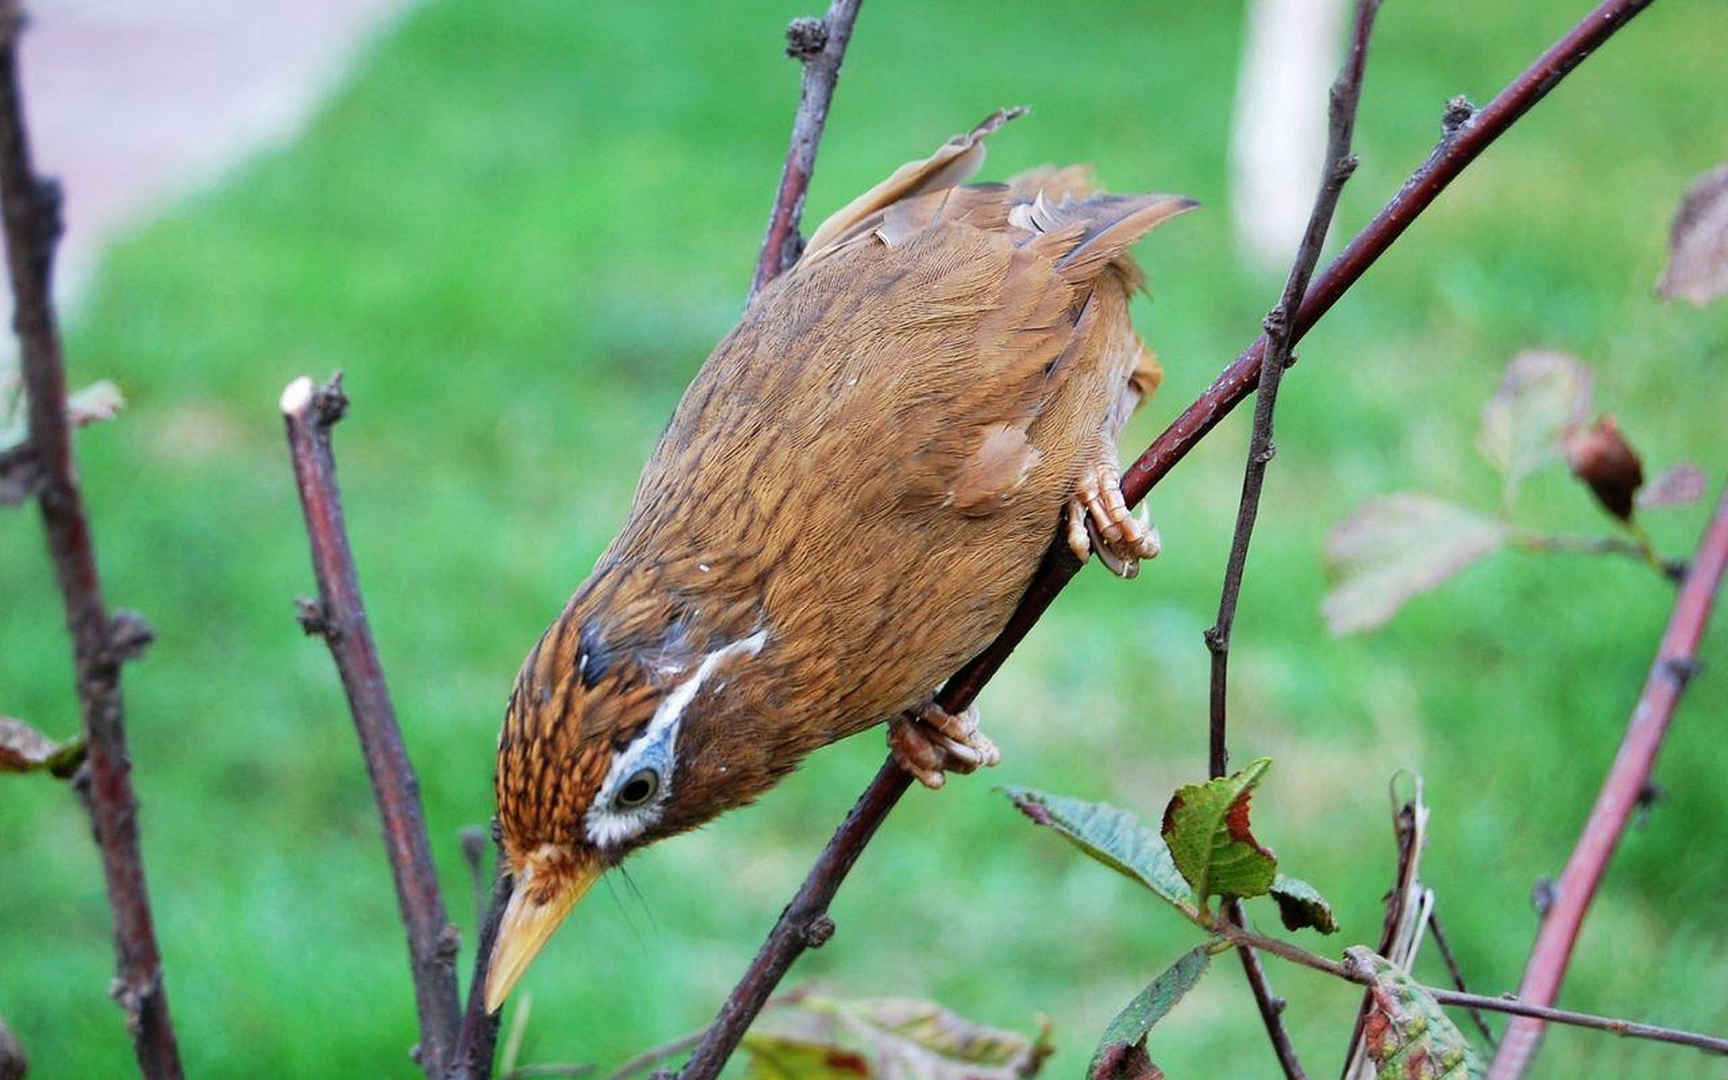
[4,0,1727,1076]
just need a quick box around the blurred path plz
[20,0,416,302]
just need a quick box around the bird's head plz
[483,576,773,1012]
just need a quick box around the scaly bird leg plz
[887,700,1000,790]
[1066,461,1160,579]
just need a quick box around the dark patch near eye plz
[578,621,610,689]
[609,719,650,753]
[617,769,659,808]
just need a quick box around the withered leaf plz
[1088,947,1208,1080]
[1268,874,1338,934]
[1477,351,1593,499]
[1657,163,1728,306]
[1323,494,1506,635]
[1345,946,1483,1079]
[1563,414,1644,522]
[745,993,1052,1080]
[1160,758,1277,906]
[1637,462,1707,510]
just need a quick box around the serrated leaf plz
[1637,462,1707,510]
[1345,946,1484,1079]
[0,716,84,777]
[745,994,1051,1080]
[1160,758,1277,905]
[1323,494,1506,635]
[1657,163,1728,306]
[1269,874,1337,934]
[1088,947,1208,1080]
[1476,351,1593,498]
[1005,787,1195,916]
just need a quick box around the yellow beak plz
[483,852,601,1012]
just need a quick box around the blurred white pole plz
[1230,0,1346,273]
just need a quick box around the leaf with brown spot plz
[745,993,1053,1080]
[1160,758,1277,907]
[1323,494,1506,635]
[1657,163,1728,306]
[0,716,84,777]
[1637,462,1707,510]
[1477,351,1593,502]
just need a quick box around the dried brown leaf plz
[1562,414,1644,522]
[745,994,1051,1080]
[1323,494,1506,635]
[1657,163,1728,306]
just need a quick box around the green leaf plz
[1322,494,1506,635]
[1159,758,1277,906]
[1268,875,1337,934]
[744,994,1052,1080]
[1087,947,1209,1080]
[1004,787,1195,916]
[1345,946,1485,1079]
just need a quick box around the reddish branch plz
[679,1,1660,1076]
[1207,2,1383,1074]
[281,374,464,1077]
[1489,482,1728,1079]
[746,0,864,302]
[0,4,183,1076]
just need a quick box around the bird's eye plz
[616,768,660,809]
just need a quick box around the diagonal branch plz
[1207,3,1382,1074]
[747,0,864,303]
[1488,481,1728,1079]
[281,374,463,1077]
[678,2,1658,1076]
[0,3,182,1076]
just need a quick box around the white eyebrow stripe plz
[643,629,767,745]
[583,629,769,849]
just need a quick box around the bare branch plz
[1207,3,1382,1073]
[281,373,463,1076]
[1428,908,1496,1048]
[1489,481,1728,1079]
[746,0,864,303]
[1218,926,1728,1059]
[450,875,513,1080]
[679,2,1659,1075]
[0,3,181,1075]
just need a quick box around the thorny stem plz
[1207,3,1381,1074]
[681,1,1659,1076]
[746,0,864,303]
[1215,926,1728,1059]
[282,374,464,1077]
[0,3,182,1076]
[1489,482,1728,1079]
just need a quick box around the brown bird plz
[485,109,1195,1010]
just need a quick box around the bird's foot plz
[888,701,1000,790]
[1066,463,1159,579]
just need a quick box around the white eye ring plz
[616,768,660,809]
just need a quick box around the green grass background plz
[4,0,1726,1075]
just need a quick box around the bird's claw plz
[888,701,1000,790]
[1066,463,1159,578]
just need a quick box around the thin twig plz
[1216,927,1728,1058]
[746,0,864,303]
[1509,529,1687,583]
[1343,777,1428,1077]
[679,2,1659,1075]
[1489,481,1728,1079]
[1428,908,1496,1048]
[281,374,463,1077]
[0,4,182,1076]
[1207,3,1380,1072]
[606,1028,711,1080]
[451,874,514,1080]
